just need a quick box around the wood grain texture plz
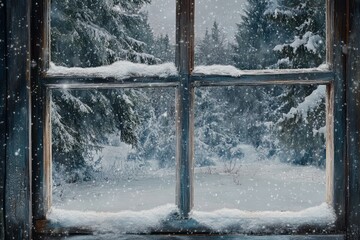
[31,0,52,220]
[12,0,359,238]
[326,0,347,233]
[33,234,346,240]
[192,70,333,86]
[346,0,360,238]
[43,70,333,88]
[43,76,179,89]
[34,218,338,237]
[175,0,195,219]
[175,0,194,74]
[5,0,32,238]
[0,0,6,238]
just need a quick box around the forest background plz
[50,0,326,183]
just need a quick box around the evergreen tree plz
[275,86,326,166]
[51,88,140,182]
[229,1,281,159]
[195,88,244,168]
[196,21,232,65]
[127,88,176,168]
[51,0,158,182]
[151,34,174,63]
[229,0,326,166]
[51,0,158,67]
[232,0,279,70]
[267,0,327,166]
[267,0,326,68]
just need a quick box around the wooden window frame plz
[2,0,360,239]
[30,0,347,236]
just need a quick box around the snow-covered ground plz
[194,162,325,211]
[50,144,331,234]
[53,144,325,212]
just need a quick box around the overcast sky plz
[143,0,247,43]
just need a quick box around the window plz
[3,0,357,238]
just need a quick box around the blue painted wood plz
[0,0,6,238]
[175,75,195,219]
[5,0,32,238]
[43,71,332,88]
[192,70,333,86]
[31,0,52,221]
[43,76,179,89]
[346,0,360,238]
[34,234,345,240]
[326,0,347,233]
[175,0,195,219]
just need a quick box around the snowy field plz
[53,144,326,212]
[48,144,334,235]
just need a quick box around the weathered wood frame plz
[32,0,345,236]
[2,0,359,238]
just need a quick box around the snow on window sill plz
[47,61,178,80]
[193,64,331,77]
[44,203,335,235]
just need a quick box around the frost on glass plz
[51,88,176,211]
[195,0,326,70]
[194,85,326,211]
[51,0,175,68]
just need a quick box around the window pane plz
[51,88,176,211]
[51,0,175,67]
[195,0,326,70]
[194,85,326,211]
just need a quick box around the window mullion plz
[175,0,195,218]
[191,70,333,87]
[31,0,51,221]
[41,76,179,89]
[325,0,347,232]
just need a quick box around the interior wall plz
[0,0,6,238]
[3,0,32,239]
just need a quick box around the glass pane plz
[51,0,175,67]
[194,85,326,211]
[194,0,326,70]
[51,88,176,211]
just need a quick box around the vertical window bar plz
[175,0,195,218]
[326,0,347,231]
[31,0,51,220]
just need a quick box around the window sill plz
[35,203,337,236]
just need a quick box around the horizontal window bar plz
[43,76,180,89]
[43,69,334,89]
[35,219,340,236]
[192,69,334,87]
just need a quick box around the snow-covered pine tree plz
[196,21,232,66]
[151,34,174,63]
[195,87,245,168]
[227,1,282,158]
[275,85,326,166]
[51,0,158,67]
[51,0,158,182]
[51,88,140,183]
[128,88,176,168]
[267,0,326,69]
[228,0,326,166]
[194,21,241,167]
[266,0,327,166]
[232,0,278,70]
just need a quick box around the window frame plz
[26,0,348,237]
